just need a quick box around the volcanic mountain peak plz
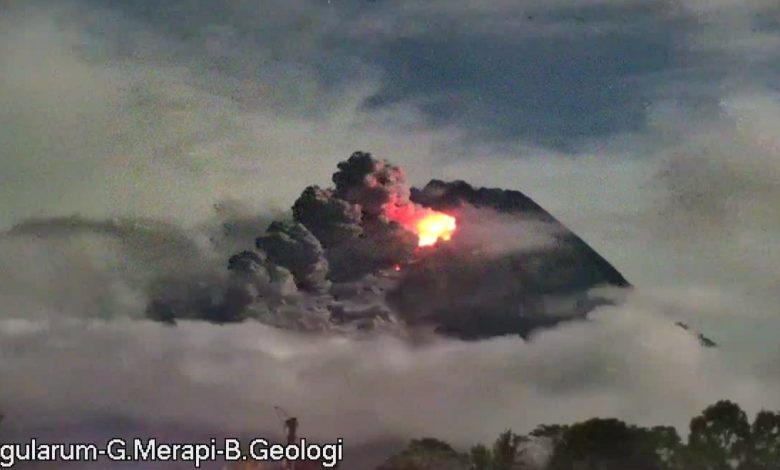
[412,179,554,220]
[412,179,631,289]
[144,151,713,345]
[389,179,631,339]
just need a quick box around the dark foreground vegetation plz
[379,400,780,470]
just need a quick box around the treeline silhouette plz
[379,400,780,470]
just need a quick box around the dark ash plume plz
[332,151,413,217]
[255,221,330,293]
[292,186,363,248]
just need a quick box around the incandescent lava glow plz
[415,212,457,247]
[383,203,457,247]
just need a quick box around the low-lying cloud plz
[0,294,778,468]
[1,219,779,468]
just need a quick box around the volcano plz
[147,151,712,344]
[388,179,630,339]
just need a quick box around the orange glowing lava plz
[384,203,457,247]
[415,212,457,247]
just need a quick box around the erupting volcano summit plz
[148,151,638,339]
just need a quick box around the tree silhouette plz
[529,424,569,448]
[469,430,530,470]
[378,400,780,470]
[377,438,470,470]
[685,400,751,470]
[545,418,679,470]
[470,444,492,470]
[492,430,530,469]
[743,410,780,470]
[644,426,684,469]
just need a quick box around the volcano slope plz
[389,179,630,339]
[146,151,711,344]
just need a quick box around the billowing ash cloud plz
[292,186,363,248]
[137,152,425,332]
[292,152,419,281]
[255,221,330,293]
[332,152,410,217]
[257,152,425,282]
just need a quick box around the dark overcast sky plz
[66,0,777,149]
